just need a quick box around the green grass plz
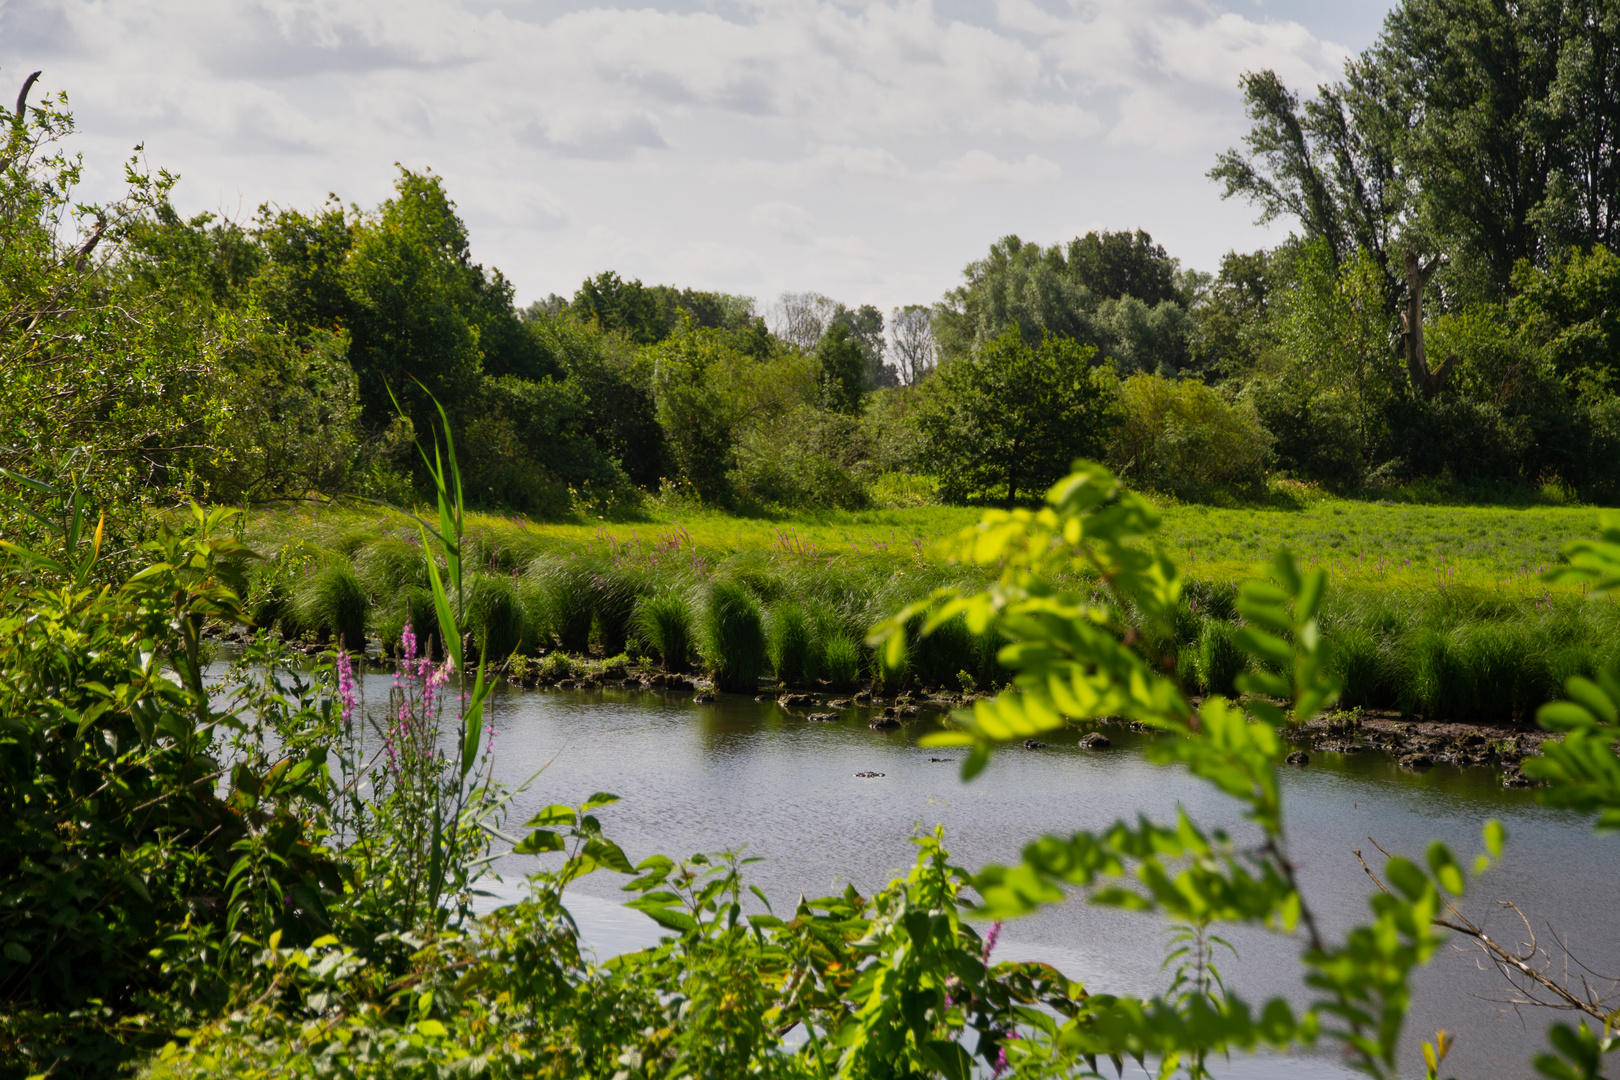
[231,493,1617,720]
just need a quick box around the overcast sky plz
[0,0,1395,314]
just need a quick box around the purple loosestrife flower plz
[983,920,1003,962]
[335,649,358,728]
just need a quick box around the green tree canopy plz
[917,331,1119,505]
[815,322,866,414]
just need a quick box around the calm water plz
[348,674,1617,1079]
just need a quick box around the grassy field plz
[233,492,1618,726]
[242,492,1609,596]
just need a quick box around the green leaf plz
[627,899,699,934]
[582,792,621,810]
[525,805,578,828]
[417,1019,447,1038]
[3,942,30,964]
[513,830,565,854]
[1483,820,1506,860]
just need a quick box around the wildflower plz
[335,648,358,728]
[983,920,1003,962]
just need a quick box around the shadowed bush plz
[292,564,370,650]
[467,574,525,661]
[636,590,694,671]
[769,602,817,687]
[822,631,862,690]
[703,580,768,693]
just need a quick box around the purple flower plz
[983,920,1003,962]
[335,648,358,727]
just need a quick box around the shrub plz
[768,602,817,686]
[730,406,871,511]
[1330,624,1398,709]
[702,580,768,693]
[1106,373,1272,501]
[636,591,694,672]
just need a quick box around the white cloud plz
[0,0,1368,310]
[937,150,1061,185]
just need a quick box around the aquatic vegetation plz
[702,579,768,693]
[635,589,694,672]
[767,601,817,686]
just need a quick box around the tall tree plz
[888,305,937,384]
[815,323,866,414]
[1210,68,1405,299]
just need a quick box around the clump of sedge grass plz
[702,580,768,693]
[467,574,525,661]
[292,564,370,651]
[822,632,863,690]
[637,590,694,672]
[529,558,595,654]
[769,602,817,687]
[1195,618,1245,698]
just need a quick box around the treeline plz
[10,0,1620,528]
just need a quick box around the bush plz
[768,602,817,686]
[1107,374,1272,501]
[701,580,768,693]
[730,406,871,511]
[636,590,694,672]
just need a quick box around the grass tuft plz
[703,580,768,693]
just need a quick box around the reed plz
[702,579,768,693]
[591,565,644,656]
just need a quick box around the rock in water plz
[1023,739,1048,749]
[854,771,885,778]
[1286,750,1309,765]
[1077,732,1111,749]
[807,712,839,723]
[693,692,716,704]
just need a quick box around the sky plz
[0,0,1396,316]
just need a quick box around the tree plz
[651,326,747,503]
[815,322,865,414]
[1066,228,1181,306]
[917,331,1118,505]
[932,233,1195,374]
[1210,68,1405,300]
[888,305,937,384]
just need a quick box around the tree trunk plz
[1400,250,1457,400]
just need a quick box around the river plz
[353,673,1618,1079]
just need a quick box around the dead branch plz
[1355,841,1619,1022]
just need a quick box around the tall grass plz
[637,590,694,671]
[467,574,525,661]
[529,558,595,654]
[703,580,768,693]
[768,602,817,687]
[822,632,862,690]
[591,565,643,656]
[292,564,370,650]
